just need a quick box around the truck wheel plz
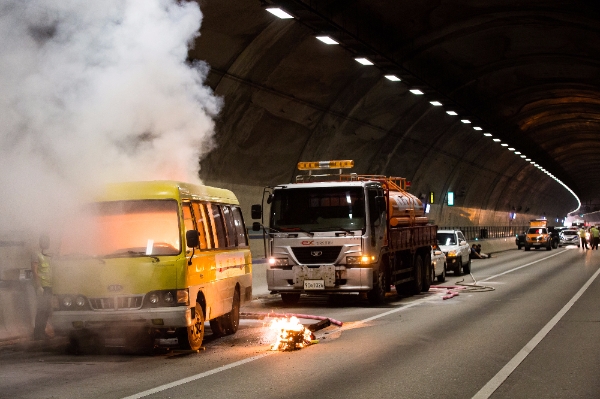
[463,258,471,274]
[367,271,387,305]
[437,264,446,283]
[281,293,301,305]
[421,253,431,292]
[517,245,522,250]
[178,302,205,351]
[546,244,552,251]
[455,259,462,275]
[524,246,531,251]
[552,241,558,249]
[209,288,240,337]
[410,254,424,295]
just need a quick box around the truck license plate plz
[304,280,325,290]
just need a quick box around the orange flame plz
[269,316,313,351]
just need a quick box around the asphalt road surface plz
[1,246,599,399]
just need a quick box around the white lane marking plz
[358,294,443,324]
[480,249,568,282]
[121,353,272,399]
[472,264,600,399]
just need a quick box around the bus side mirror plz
[186,230,200,248]
[252,222,261,232]
[251,204,262,220]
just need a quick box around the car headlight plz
[447,250,459,257]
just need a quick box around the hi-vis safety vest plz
[36,253,52,288]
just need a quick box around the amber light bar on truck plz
[297,160,354,170]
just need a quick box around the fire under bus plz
[251,160,437,305]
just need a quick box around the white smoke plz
[0,0,220,231]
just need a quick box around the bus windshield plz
[59,200,181,258]
[270,187,365,232]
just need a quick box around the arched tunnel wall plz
[195,0,577,229]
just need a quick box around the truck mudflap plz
[267,267,374,292]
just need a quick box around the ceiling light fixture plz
[501,143,509,147]
[473,127,482,130]
[385,75,401,81]
[484,133,493,137]
[447,111,458,116]
[461,119,471,124]
[316,36,338,45]
[493,138,501,142]
[430,101,442,106]
[266,8,294,19]
[355,58,374,65]
[410,89,424,95]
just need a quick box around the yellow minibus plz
[52,181,252,352]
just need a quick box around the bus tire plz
[209,288,240,337]
[281,293,301,305]
[178,302,205,351]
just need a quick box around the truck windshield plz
[270,187,365,232]
[59,200,181,258]
[437,233,456,245]
[528,228,547,234]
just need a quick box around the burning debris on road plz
[269,316,315,351]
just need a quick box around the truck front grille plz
[89,296,143,310]
[292,246,342,264]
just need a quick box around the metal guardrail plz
[440,226,528,241]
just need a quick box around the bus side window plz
[232,206,248,247]
[207,203,227,249]
[182,202,196,248]
[222,206,238,247]
[199,202,214,249]
[192,202,209,250]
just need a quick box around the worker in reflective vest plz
[590,226,600,250]
[578,227,588,250]
[31,234,53,340]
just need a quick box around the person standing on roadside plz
[578,227,589,250]
[591,225,600,250]
[31,233,53,340]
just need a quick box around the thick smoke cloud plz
[0,0,220,231]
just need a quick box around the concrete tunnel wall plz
[195,0,577,226]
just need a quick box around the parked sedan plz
[431,244,446,283]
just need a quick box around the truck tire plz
[410,254,424,295]
[177,302,205,351]
[455,259,462,275]
[517,244,522,250]
[546,243,552,251]
[421,252,431,292]
[463,258,471,274]
[367,271,387,305]
[209,288,240,337]
[524,246,531,251]
[281,293,301,305]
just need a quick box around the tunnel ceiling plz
[191,0,600,215]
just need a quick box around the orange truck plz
[524,219,557,251]
[251,160,437,305]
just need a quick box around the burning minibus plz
[52,181,252,351]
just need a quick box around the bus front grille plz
[89,296,143,310]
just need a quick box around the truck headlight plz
[347,255,374,264]
[269,257,289,266]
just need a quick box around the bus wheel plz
[211,288,241,336]
[281,293,301,305]
[178,303,204,351]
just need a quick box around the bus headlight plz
[75,296,86,308]
[144,290,189,308]
[149,293,160,304]
[62,296,73,308]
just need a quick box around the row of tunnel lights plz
[266,7,582,213]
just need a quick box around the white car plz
[559,229,579,246]
[431,244,446,283]
[437,229,471,275]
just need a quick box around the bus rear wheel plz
[178,302,204,351]
[210,289,240,337]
